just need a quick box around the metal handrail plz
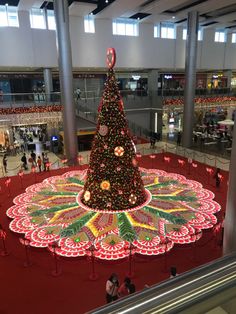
[88,252,236,314]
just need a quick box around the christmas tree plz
[82,48,146,211]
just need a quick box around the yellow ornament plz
[84,190,91,202]
[129,194,137,205]
[114,146,124,157]
[154,177,159,184]
[100,180,110,190]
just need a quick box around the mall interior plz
[0,0,236,313]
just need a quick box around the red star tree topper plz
[81,48,146,211]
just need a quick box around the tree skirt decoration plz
[7,168,220,260]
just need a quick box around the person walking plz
[3,154,7,173]
[37,156,42,172]
[44,153,50,171]
[21,153,28,170]
[106,273,119,303]
[30,150,36,165]
[42,152,46,171]
[76,87,81,100]
[177,131,182,145]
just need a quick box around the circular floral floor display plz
[7,168,220,260]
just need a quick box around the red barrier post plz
[0,226,9,256]
[86,244,98,281]
[19,237,32,267]
[48,242,62,277]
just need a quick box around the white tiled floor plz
[0,141,230,178]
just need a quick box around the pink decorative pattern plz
[6,168,220,260]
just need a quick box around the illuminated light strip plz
[126,213,157,231]
[151,189,185,197]
[49,206,80,223]
[39,195,76,203]
[146,204,188,214]
[57,183,84,187]
[86,213,101,237]
[117,265,236,314]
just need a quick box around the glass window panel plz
[126,23,133,36]
[232,33,236,43]
[117,22,125,35]
[112,19,138,36]
[30,8,46,29]
[215,31,225,42]
[168,28,174,39]
[7,6,19,27]
[47,10,56,30]
[160,23,175,39]
[154,26,158,38]
[84,15,95,33]
[183,28,187,40]
[0,6,7,26]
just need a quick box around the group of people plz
[105,267,178,304]
[21,151,50,172]
[106,274,136,303]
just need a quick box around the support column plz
[43,68,53,102]
[223,115,236,255]
[54,0,78,165]
[182,11,198,148]
[224,70,232,89]
[148,70,163,139]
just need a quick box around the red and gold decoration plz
[99,125,108,136]
[100,180,110,190]
[163,96,236,106]
[106,47,116,69]
[81,53,146,211]
[0,105,62,115]
[114,146,124,157]
[6,49,221,260]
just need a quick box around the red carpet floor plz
[0,153,228,314]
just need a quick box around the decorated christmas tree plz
[82,48,147,211]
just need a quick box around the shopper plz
[106,273,119,303]
[76,87,81,100]
[37,156,42,172]
[118,277,136,297]
[177,131,182,145]
[214,168,221,188]
[3,154,7,173]
[44,153,50,171]
[30,150,36,165]
[21,153,28,170]
[42,152,46,171]
[170,266,178,278]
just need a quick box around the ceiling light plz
[105,0,108,3]
[172,16,175,19]
[137,17,140,20]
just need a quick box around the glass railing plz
[88,252,236,314]
[77,103,150,139]
[0,88,235,107]
[159,87,235,97]
[0,92,61,107]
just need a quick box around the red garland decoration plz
[0,105,62,115]
[163,96,236,106]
